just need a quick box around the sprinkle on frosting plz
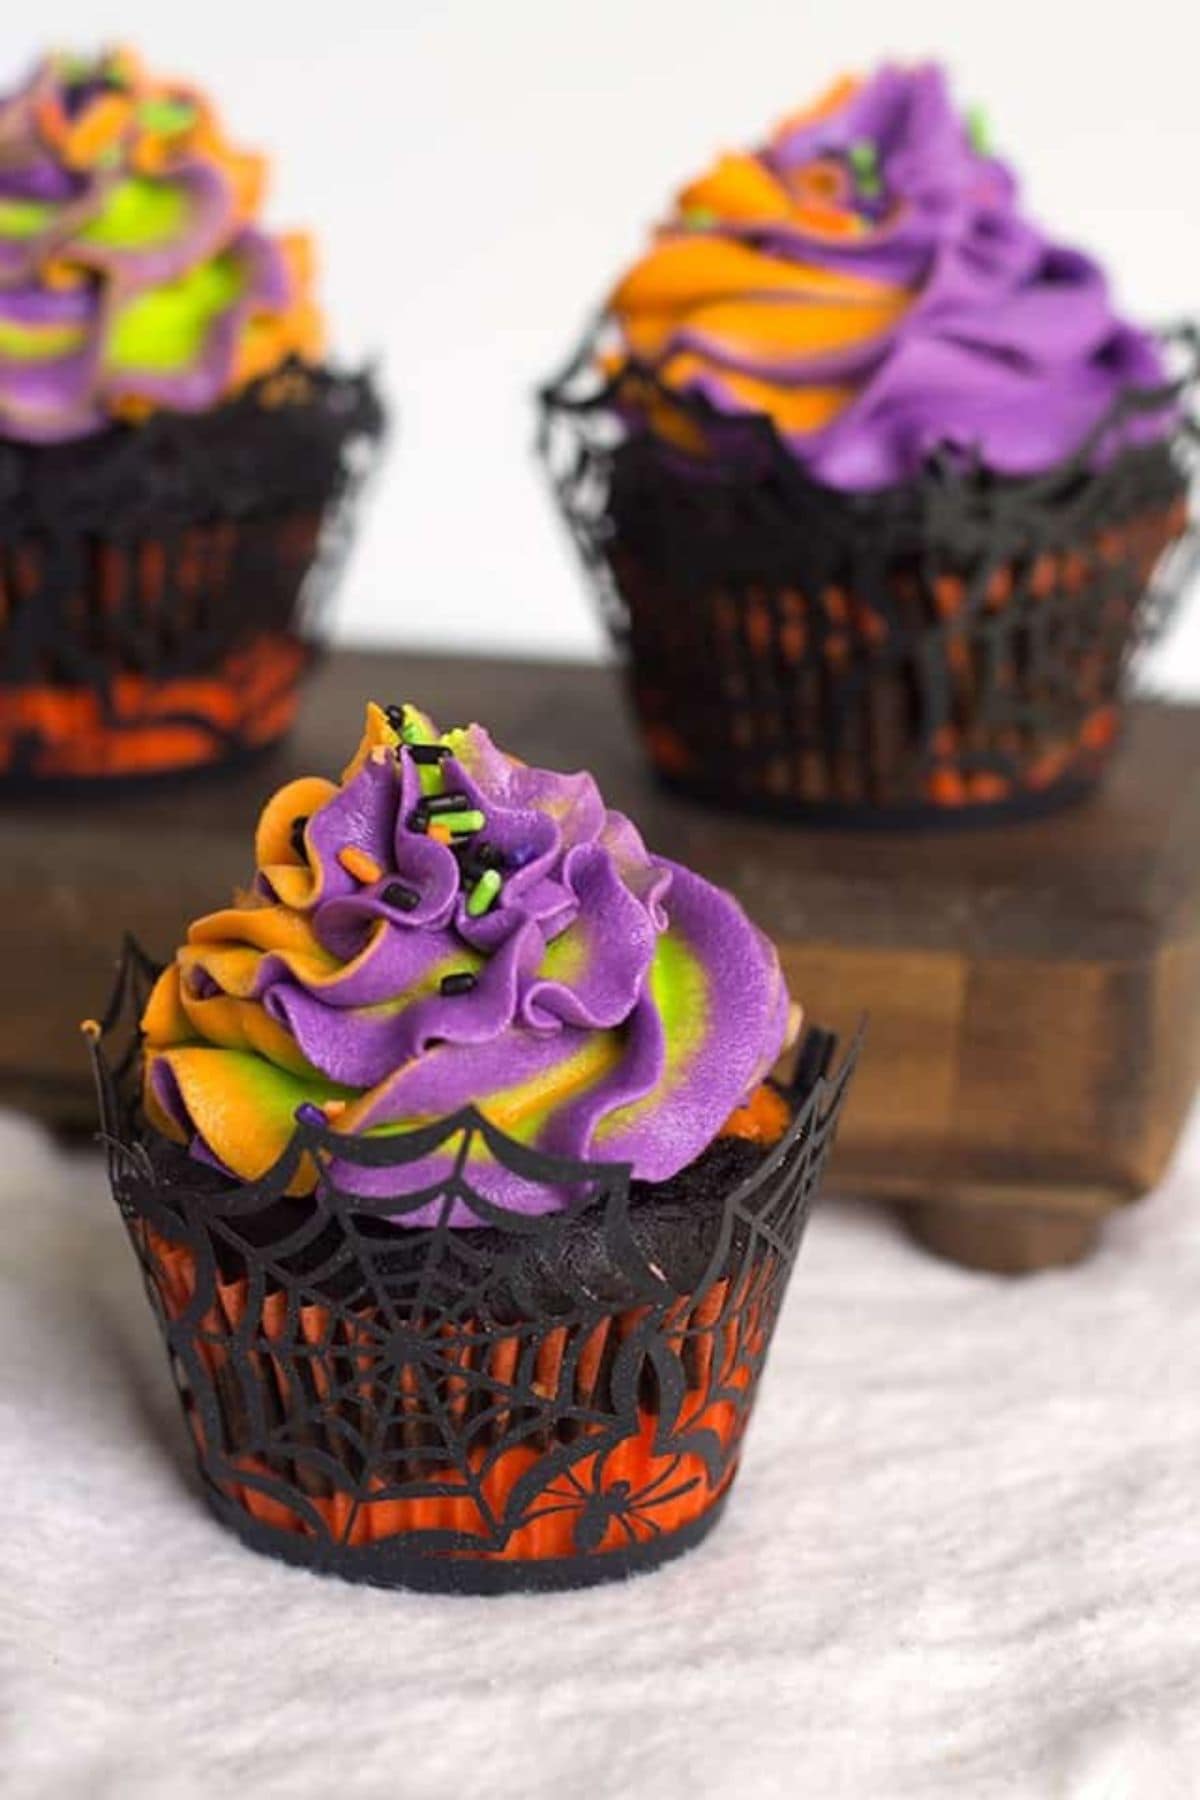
[0,45,323,442]
[605,63,1170,488]
[440,971,478,997]
[141,702,792,1222]
[467,868,503,917]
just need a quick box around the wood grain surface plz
[3,648,1198,1271]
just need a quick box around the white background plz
[7,3,1199,685]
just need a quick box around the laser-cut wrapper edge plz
[538,324,1198,827]
[0,361,386,790]
[89,938,860,1593]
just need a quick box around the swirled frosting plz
[0,46,322,442]
[607,64,1169,489]
[141,704,791,1221]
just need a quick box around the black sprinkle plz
[409,743,450,765]
[384,704,408,732]
[417,791,471,818]
[457,843,504,885]
[440,972,478,997]
[289,815,309,859]
[407,810,427,833]
[381,881,420,912]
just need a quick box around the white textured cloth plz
[2,1103,1198,1800]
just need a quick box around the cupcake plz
[0,47,383,789]
[540,64,1195,824]
[86,701,857,1591]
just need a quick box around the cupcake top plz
[0,46,322,443]
[141,704,792,1222]
[606,64,1169,490]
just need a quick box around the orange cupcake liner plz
[90,946,858,1592]
[0,361,385,788]
[136,1217,770,1573]
[0,514,320,786]
[614,492,1189,822]
[539,327,1196,826]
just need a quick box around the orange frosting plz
[604,73,914,450]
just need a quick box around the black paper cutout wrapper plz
[0,361,385,791]
[539,324,1198,827]
[88,941,858,1594]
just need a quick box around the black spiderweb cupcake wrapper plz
[0,362,386,789]
[538,323,1198,825]
[88,941,859,1593]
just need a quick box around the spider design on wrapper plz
[524,1450,704,1554]
[88,940,860,1593]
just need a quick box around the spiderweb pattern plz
[91,943,858,1589]
[0,363,384,785]
[538,326,1198,823]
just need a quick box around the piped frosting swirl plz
[141,704,791,1222]
[0,46,322,442]
[607,64,1170,489]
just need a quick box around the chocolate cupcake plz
[541,64,1195,825]
[86,701,856,1591]
[0,47,383,790]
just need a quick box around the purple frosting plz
[612,64,1172,489]
[0,49,320,443]
[144,710,792,1224]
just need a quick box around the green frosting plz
[0,320,86,360]
[78,176,189,251]
[0,198,56,240]
[106,255,244,375]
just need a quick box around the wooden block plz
[3,649,1198,1274]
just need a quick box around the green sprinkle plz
[966,106,990,156]
[138,97,197,136]
[681,206,717,231]
[54,51,94,82]
[445,809,486,836]
[848,139,878,179]
[466,869,502,917]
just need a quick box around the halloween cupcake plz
[0,47,383,789]
[86,701,856,1591]
[540,64,1195,824]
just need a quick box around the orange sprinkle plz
[337,846,383,884]
[795,159,846,204]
